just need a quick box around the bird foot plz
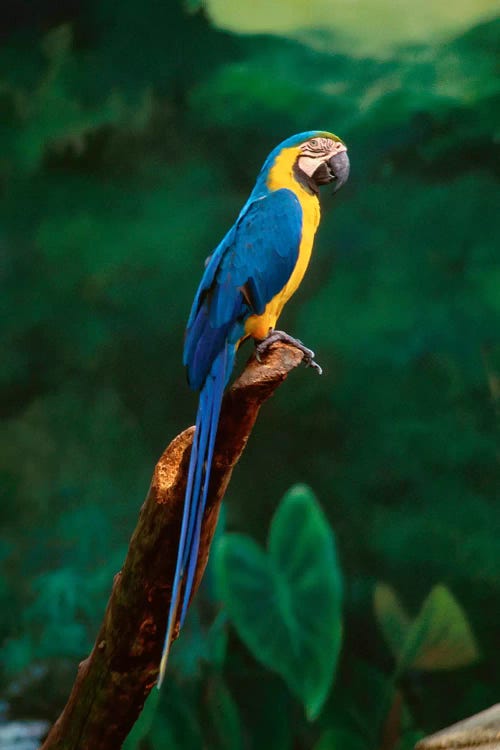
[255,330,323,375]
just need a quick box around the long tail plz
[157,344,230,687]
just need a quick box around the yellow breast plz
[244,146,320,340]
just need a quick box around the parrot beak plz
[329,149,350,193]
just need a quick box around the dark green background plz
[0,1,498,747]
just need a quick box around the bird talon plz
[307,359,323,375]
[301,350,323,375]
[255,330,322,375]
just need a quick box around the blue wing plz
[184,188,304,391]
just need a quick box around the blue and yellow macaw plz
[158,131,349,686]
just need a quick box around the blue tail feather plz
[157,343,231,687]
[180,343,227,627]
[181,392,212,573]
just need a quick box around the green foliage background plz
[0,0,498,747]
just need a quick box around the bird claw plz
[255,330,323,375]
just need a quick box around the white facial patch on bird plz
[297,137,346,177]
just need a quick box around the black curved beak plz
[329,150,350,193]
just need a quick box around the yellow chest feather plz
[245,146,321,340]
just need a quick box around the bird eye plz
[309,139,318,147]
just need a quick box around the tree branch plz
[41,342,306,750]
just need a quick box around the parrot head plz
[295,132,350,194]
[260,131,349,196]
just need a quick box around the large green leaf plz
[215,484,342,719]
[374,583,480,673]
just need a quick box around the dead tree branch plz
[41,342,305,750]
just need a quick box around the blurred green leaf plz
[123,689,160,750]
[375,584,480,673]
[216,484,342,719]
[373,583,412,661]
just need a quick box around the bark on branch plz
[41,342,306,750]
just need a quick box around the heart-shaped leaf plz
[215,484,342,720]
[374,583,480,673]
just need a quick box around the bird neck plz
[266,146,319,201]
[250,146,319,203]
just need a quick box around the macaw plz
[158,131,349,686]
